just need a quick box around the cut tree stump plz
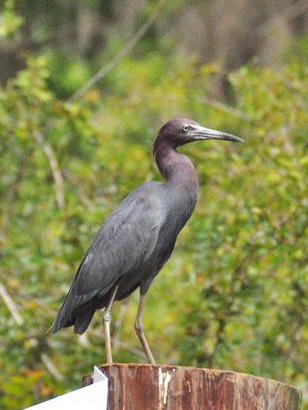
[83,363,302,410]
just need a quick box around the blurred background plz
[0,0,307,408]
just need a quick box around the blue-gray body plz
[52,159,198,334]
[51,117,242,339]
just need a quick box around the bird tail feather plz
[49,303,73,334]
[49,287,78,333]
[74,308,96,334]
[49,290,98,334]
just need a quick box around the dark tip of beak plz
[221,134,244,143]
[191,126,244,143]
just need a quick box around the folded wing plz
[51,182,163,334]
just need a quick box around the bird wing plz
[75,183,163,297]
[52,182,164,330]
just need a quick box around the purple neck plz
[153,139,199,192]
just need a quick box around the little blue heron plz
[51,117,243,364]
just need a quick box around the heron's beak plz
[189,125,244,143]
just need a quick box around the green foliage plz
[0,0,23,39]
[1,3,308,408]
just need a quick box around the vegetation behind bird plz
[0,1,307,408]
[51,117,243,366]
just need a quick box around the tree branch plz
[40,353,64,382]
[0,282,24,325]
[199,96,251,122]
[68,0,166,103]
[257,0,308,35]
[0,281,64,381]
[0,154,27,243]
[33,131,65,210]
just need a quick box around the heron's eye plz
[182,124,189,133]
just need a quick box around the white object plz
[24,366,108,410]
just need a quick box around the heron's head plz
[155,117,243,149]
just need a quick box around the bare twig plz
[257,0,308,35]
[0,280,65,381]
[199,96,251,122]
[40,353,64,382]
[78,333,90,347]
[0,155,27,243]
[68,0,166,103]
[33,131,65,210]
[64,170,93,208]
[0,282,24,325]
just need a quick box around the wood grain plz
[83,364,302,410]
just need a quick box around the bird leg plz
[103,284,119,365]
[134,290,156,364]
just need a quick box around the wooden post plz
[83,364,302,410]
